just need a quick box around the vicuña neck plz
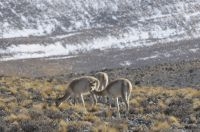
[93,90,107,96]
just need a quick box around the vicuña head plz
[95,72,109,103]
[95,72,109,91]
[92,78,132,118]
[55,76,100,108]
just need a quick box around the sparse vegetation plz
[0,76,199,131]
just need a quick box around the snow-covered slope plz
[0,0,200,61]
[1,0,200,38]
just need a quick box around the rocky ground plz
[0,57,200,131]
[0,37,200,86]
[0,58,200,131]
[0,75,199,132]
[1,58,199,89]
[0,32,200,132]
[53,59,200,89]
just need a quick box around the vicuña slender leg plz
[73,97,77,106]
[91,93,97,105]
[116,97,120,118]
[124,92,129,116]
[109,97,112,109]
[80,94,85,108]
[103,96,107,104]
[121,89,129,117]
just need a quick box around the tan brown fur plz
[55,76,100,108]
[92,78,132,118]
[95,72,109,91]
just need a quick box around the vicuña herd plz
[55,72,133,118]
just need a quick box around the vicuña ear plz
[90,81,96,86]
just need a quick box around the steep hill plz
[1,0,200,39]
[0,0,200,77]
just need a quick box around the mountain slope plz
[1,0,200,38]
[0,0,200,76]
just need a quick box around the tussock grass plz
[5,113,31,123]
[0,76,199,131]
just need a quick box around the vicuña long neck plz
[93,90,107,96]
[57,91,70,103]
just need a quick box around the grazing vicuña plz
[55,76,100,108]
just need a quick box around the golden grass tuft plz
[57,102,71,111]
[59,121,94,131]
[168,116,180,127]
[152,121,170,131]
[47,105,60,112]
[32,103,47,110]
[83,113,101,123]
[58,120,68,132]
[8,87,18,95]
[0,87,10,93]
[1,96,16,103]
[5,113,31,123]
[158,100,167,110]
[42,87,53,96]
[21,100,33,107]
[71,104,88,113]
[0,100,6,108]
[6,102,18,110]
[132,96,144,106]
[130,98,140,107]
[87,105,100,113]
[193,98,200,110]
[105,108,113,118]
[92,124,119,132]
[19,90,30,98]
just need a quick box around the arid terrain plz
[1,0,200,131]
[0,59,200,132]
[0,37,200,131]
[0,75,200,132]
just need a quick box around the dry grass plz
[5,113,31,123]
[0,76,199,131]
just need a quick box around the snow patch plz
[0,31,155,61]
[1,29,200,61]
[120,61,132,66]
[137,55,159,61]
[189,48,199,53]
[51,32,81,39]
[3,22,56,38]
[45,55,76,60]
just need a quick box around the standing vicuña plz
[92,78,132,118]
[55,76,100,108]
[95,72,108,91]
